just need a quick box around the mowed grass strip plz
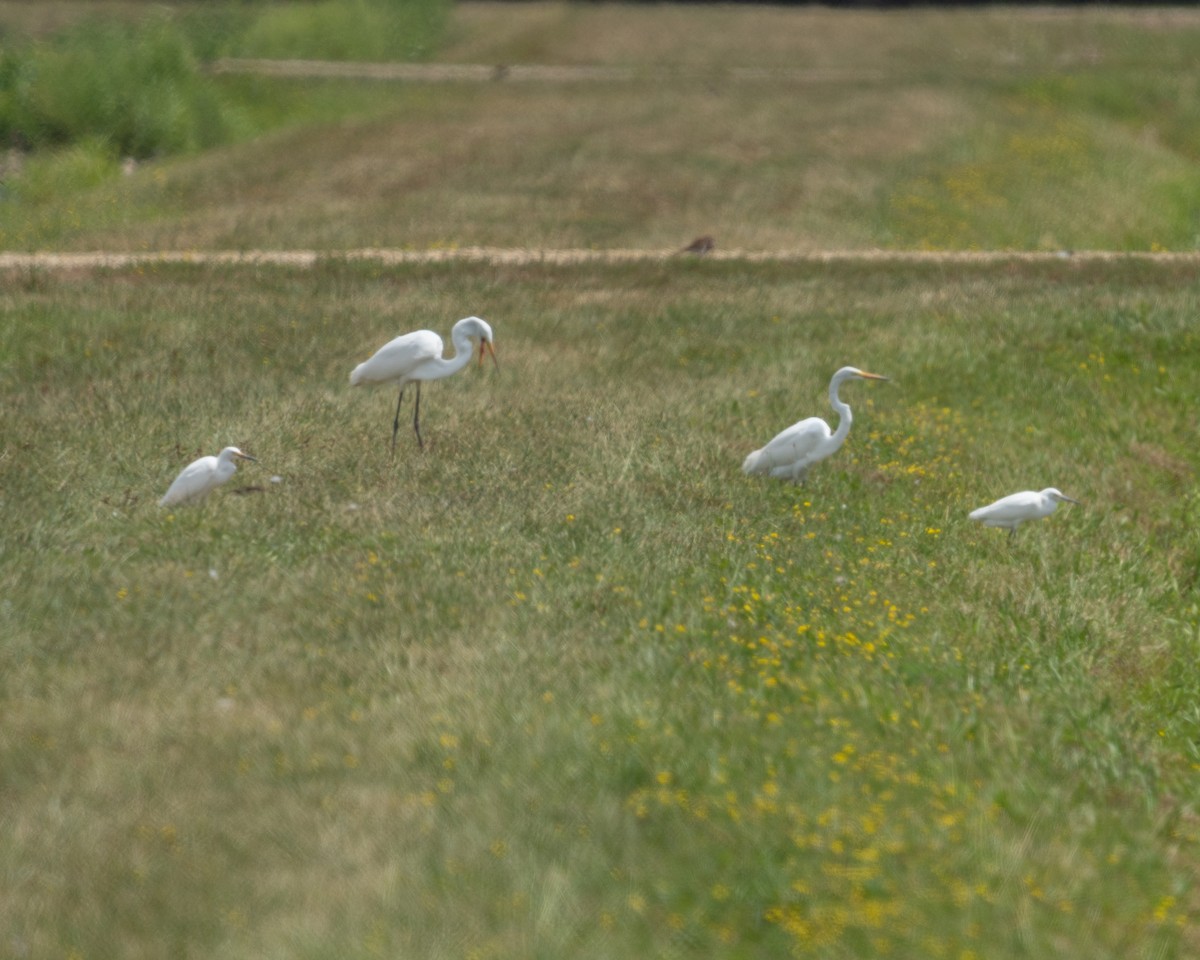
[2,259,1199,958]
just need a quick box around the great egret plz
[160,447,258,507]
[969,488,1080,538]
[350,316,498,454]
[742,366,889,483]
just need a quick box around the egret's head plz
[222,446,258,463]
[459,316,499,371]
[1045,488,1080,505]
[834,366,889,384]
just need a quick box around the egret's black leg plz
[391,386,406,459]
[412,382,424,450]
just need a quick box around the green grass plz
[0,0,449,60]
[230,0,447,63]
[3,259,1200,957]
[4,5,1200,957]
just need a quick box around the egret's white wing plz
[160,456,218,506]
[350,330,443,386]
[968,491,1040,523]
[744,417,832,475]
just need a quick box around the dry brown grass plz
[13,78,971,253]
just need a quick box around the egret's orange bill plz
[479,339,499,370]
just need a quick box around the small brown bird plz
[680,235,716,255]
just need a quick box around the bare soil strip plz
[1,248,1197,271]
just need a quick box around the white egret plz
[742,366,889,483]
[159,447,258,507]
[968,488,1080,538]
[350,315,498,454]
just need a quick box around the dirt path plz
[1,248,1198,271]
[209,59,889,84]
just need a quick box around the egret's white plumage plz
[159,446,257,507]
[968,488,1080,538]
[350,315,497,453]
[743,366,889,483]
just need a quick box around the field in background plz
[4,3,1200,958]
[1,2,1199,252]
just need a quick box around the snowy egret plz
[350,315,498,454]
[968,488,1080,538]
[159,447,257,507]
[742,366,889,483]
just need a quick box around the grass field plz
[5,258,1200,958]
[4,3,1200,959]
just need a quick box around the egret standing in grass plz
[969,488,1080,539]
[159,446,258,507]
[350,316,498,455]
[742,366,889,483]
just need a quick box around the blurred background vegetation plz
[0,0,450,162]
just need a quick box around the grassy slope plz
[2,4,1200,252]
[3,259,1200,958]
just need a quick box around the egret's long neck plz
[829,379,853,449]
[216,450,238,479]
[436,330,476,377]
